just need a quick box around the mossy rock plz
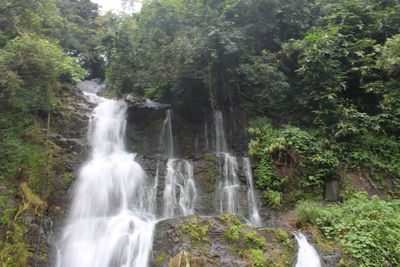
[152,215,296,267]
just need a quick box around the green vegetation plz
[0,220,32,266]
[178,217,212,248]
[153,252,168,266]
[1,0,400,265]
[99,0,400,209]
[221,214,294,267]
[245,249,268,267]
[296,193,400,266]
[0,34,86,113]
[248,118,338,207]
[0,0,103,264]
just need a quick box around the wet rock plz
[321,248,341,267]
[126,107,250,158]
[76,79,105,94]
[325,180,340,202]
[35,87,90,266]
[168,251,208,267]
[151,215,296,267]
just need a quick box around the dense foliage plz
[297,193,400,266]
[248,117,339,208]
[0,34,85,113]
[101,0,400,128]
[100,0,400,201]
[1,0,399,265]
[0,1,102,265]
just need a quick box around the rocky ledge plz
[151,214,296,267]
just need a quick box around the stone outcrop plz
[152,215,296,267]
[23,86,90,267]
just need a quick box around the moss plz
[243,249,268,267]
[61,172,75,186]
[178,217,212,248]
[268,228,295,267]
[223,221,271,266]
[0,195,16,226]
[0,220,32,267]
[243,230,267,250]
[219,213,241,226]
[202,154,217,162]
[144,118,164,134]
[154,252,168,266]
[224,224,242,241]
[199,168,217,192]
[223,222,296,267]
[270,228,292,248]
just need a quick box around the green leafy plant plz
[248,117,339,207]
[296,193,400,266]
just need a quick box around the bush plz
[296,193,400,266]
[0,34,86,113]
[248,117,339,206]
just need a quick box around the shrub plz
[248,117,339,206]
[0,34,86,113]
[295,193,400,266]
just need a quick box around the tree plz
[0,34,86,113]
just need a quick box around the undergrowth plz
[296,193,400,266]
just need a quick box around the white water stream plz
[214,111,240,215]
[294,232,322,267]
[243,157,262,227]
[55,86,316,266]
[163,159,197,217]
[214,111,262,226]
[161,110,197,218]
[56,93,156,267]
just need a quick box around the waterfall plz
[294,232,322,267]
[214,110,228,153]
[214,111,240,214]
[243,157,261,227]
[163,159,197,217]
[55,89,263,267]
[161,110,197,218]
[218,153,240,214]
[56,94,156,267]
[160,109,174,158]
[214,111,262,225]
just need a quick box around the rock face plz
[325,180,340,202]
[128,105,269,220]
[126,106,249,157]
[151,215,296,267]
[26,90,341,266]
[27,87,90,267]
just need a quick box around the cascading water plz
[294,232,322,267]
[56,92,156,267]
[243,157,262,227]
[214,111,240,215]
[160,109,174,158]
[163,159,197,217]
[214,111,262,226]
[161,110,197,218]
[214,111,228,153]
[218,153,240,214]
